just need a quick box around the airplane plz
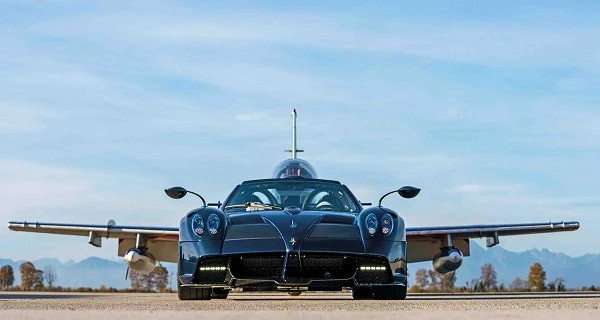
[7,109,579,300]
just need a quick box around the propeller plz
[125,267,130,280]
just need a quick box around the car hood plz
[223,210,360,252]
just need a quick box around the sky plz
[1,0,599,262]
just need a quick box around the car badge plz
[290,220,297,228]
[290,237,296,246]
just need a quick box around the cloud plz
[0,159,193,223]
[450,184,522,194]
[451,184,488,194]
[22,4,600,71]
[138,15,600,70]
[0,103,56,133]
[235,113,263,122]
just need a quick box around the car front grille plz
[200,254,392,284]
[300,254,357,280]
[229,254,285,280]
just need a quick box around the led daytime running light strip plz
[199,266,227,271]
[360,266,386,271]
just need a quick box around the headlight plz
[381,213,393,235]
[365,213,378,235]
[207,213,220,235]
[192,214,204,236]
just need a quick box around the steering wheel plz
[302,188,341,211]
[314,201,335,211]
[301,189,325,210]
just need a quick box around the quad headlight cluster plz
[365,213,394,236]
[191,213,221,237]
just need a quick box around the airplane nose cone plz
[124,249,141,263]
[448,251,461,263]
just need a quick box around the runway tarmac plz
[1,291,599,319]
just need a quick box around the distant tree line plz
[408,262,589,293]
[0,262,52,291]
[0,261,173,293]
[3,260,598,293]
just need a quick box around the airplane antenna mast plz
[285,108,304,159]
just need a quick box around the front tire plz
[178,283,212,300]
[373,285,406,300]
[177,263,211,300]
[352,287,373,300]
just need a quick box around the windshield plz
[225,180,360,213]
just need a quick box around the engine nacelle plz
[432,247,463,274]
[124,248,156,274]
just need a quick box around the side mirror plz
[165,186,207,207]
[165,186,187,199]
[378,186,421,206]
[398,186,421,199]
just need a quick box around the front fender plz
[179,207,227,277]
[359,207,407,281]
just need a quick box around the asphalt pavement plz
[1,292,598,319]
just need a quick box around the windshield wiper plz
[224,202,283,211]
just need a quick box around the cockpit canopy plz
[225,179,360,213]
[272,159,317,179]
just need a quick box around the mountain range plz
[409,242,600,289]
[0,256,177,289]
[1,242,599,289]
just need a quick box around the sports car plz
[172,171,419,300]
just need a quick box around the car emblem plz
[290,220,297,228]
[290,237,296,245]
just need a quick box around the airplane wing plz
[9,220,580,264]
[7,221,178,240]
[405,221,579,263]
[8,221,179,262]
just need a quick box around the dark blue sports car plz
[173,163,420,300]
